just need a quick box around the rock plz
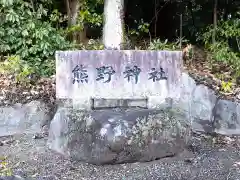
[35,176,57,180]
[213,99,240,136]
[41,125,49,137]
[191,85,217,133]
[32,134,44,139]
[236,92,240,100]
[177,73,196,112]
[47,107,191,165]
[171,73,196,121]
[173,73,217,134]
[0,175,26,180]
[0,101,53,137]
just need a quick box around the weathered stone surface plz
[213,99,240,135]
[47,107,191,165]
[169,73,240,135]
[0,101,52,137]
[191,85,217,133]
[0,169,28,180]
[171,73,196,116]
[56,50,182,109]
[0,176,24,180]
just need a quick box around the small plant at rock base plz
[75,39,104,50]
[217,74,233,93]
[221,80,233,93]
[148,38,187,51]
[0,156,13,177]
[84,39,104,50]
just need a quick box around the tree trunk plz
[65,0,87,43]
[212,0,218,44]
[103,0,124,49]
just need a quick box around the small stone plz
[41,125,49,137]
[236,93,240,100]
[30,90,39,95]
[14,169,27,178]
[69,166,75,170]
[32,134,43,139]
[2,139,14,145]
[184,158,195,163]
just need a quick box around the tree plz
[65,0,88,43]
[103,0,124,49]
[212,0,218,44]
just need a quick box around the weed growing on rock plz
[0,156,13,177]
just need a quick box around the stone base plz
[47,107,191,165]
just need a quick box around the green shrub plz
[77,39,104,50]
[0,55,33,83]
[200,18,240,78]
[147,38,188,50]
[0,0,72,77]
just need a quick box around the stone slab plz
[56,50,183,109]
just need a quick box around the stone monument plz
[47,49,192,165]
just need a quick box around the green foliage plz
[221,80,233,93]
[0,0,72,77]
[67,0,103,35]
[77,39,104,50]
[200,18,240,77]
[148,38,188,50]
[0,55,33,83]
[201,19,240,45]
[129,19,150,36]
[0,156,12,177]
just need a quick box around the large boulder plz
[213,99,240,135]
[47,107,191,165]
[177,73,240,135]
[172,73,217,133]
[190,85,217,133]
[0,101,53,137]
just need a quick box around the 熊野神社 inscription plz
[72,64,167,84]
[56,50,183,109]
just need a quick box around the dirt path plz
[0,134,240,180]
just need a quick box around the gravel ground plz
[0,133,240,180]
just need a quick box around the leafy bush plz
[0,55,33,83]
[147,38,188,50]
[0,0,72,77]
[77,39,104,50]
[128,19,150,37]
[200,18,240,78]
